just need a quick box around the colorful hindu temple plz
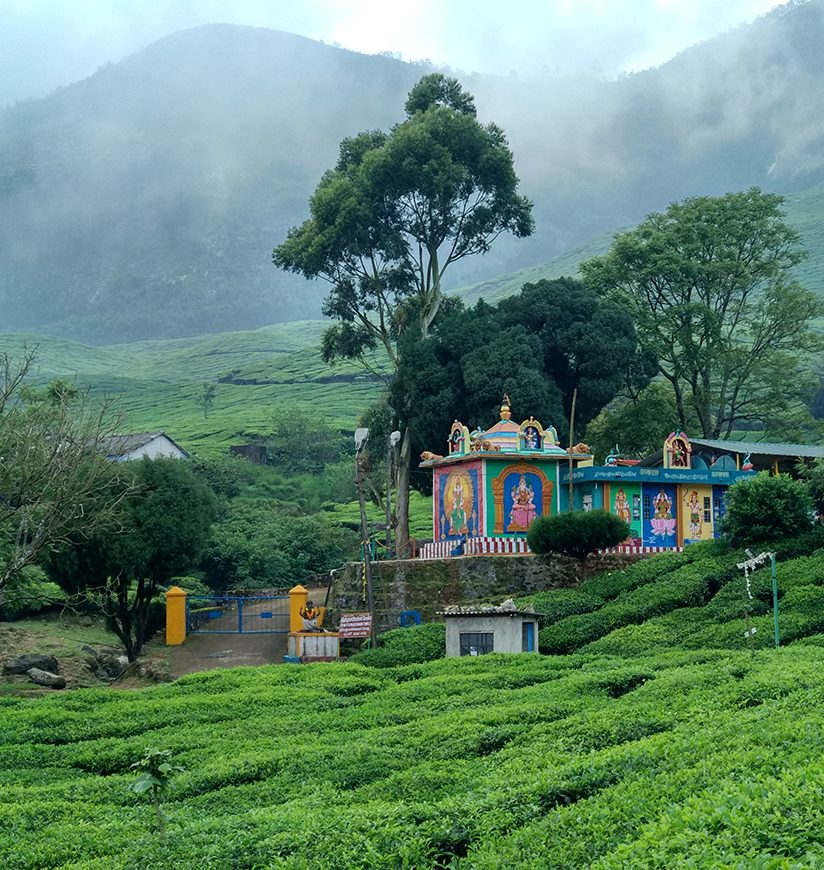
[418,397,823,559]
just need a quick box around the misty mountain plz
[2,2,824,343]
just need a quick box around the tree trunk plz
[395,427,412,558]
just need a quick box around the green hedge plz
[349,623,446,668]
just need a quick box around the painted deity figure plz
[524,426,540,450]
[651,489,676,538]
[449,478,468,535]
[614,488,631,524]
[685,490,702,539]
[508,474,536,530]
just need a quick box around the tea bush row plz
[5,647,824,866]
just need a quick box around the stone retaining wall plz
[327,551,651,633]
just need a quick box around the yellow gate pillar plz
[165,586,187,646]
[289,584,309,633]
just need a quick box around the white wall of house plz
[444,614,538,657]
[121,435,187,461]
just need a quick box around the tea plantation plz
[6,538,824,868]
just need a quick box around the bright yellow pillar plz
[289,584,309,633]
[165,586,187,646]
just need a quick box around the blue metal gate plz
[186,595,290,634]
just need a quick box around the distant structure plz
[101,431,189,462]
[440,598,538,657]
[419,397,824,558]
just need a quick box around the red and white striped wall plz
[418,539,683,560]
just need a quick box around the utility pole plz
[567,387,577,512]
[354,428,376,648]
[386,430,401,559]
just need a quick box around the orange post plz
[165,586,187,646]
[289,584,309,633]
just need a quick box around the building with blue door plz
[440,599,539,657]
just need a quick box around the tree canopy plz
[46,458,218,660]
[274,73,534,551]
[0,351,129,592]
[581,189,822,439]
[391,278,648,488]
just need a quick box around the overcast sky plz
[0,0,791,107]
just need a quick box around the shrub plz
[517,588,603,626]
[528,510,630,564]
[349,623,445,668]
[721,472,813,546]
[0,566,63,619]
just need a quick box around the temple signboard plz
[338,612,373,638]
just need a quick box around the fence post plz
[165,586,187,646]
[289,584,308,633]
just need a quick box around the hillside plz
[3,2,824,341]
[4,608,824,865]
[457,181,824,306]
[0,323,383,455]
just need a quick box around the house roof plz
[101,431,189,459]
[689,438,824,459]
[438,598,536,618]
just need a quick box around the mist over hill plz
[2,2,824,343]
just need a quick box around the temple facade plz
[419,399,766,558]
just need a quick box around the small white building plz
[440,599,538,657]
[101,431,189,462]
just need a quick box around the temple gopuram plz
[418,397,824,559]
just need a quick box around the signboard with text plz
[338,612,373,638]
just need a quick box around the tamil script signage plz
[561,466,749,485]
[338,612,373,638]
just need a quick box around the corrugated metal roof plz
[690,438,824,459]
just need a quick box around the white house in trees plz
[101,432,189,462]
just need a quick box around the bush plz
[527,510,630,562]
[0,566,63,619]
[349,623,445,668]
[722,472,814,546]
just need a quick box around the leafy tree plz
[527,510,630,575]
[391,279,648,487]
[721,472,814,546]
[581,189,822,439]
[196,382,216,419]
[200,501,358,591]
[45,458,218,660]
[585,382,691,462]
[265,409,345,473]
[496,277,656,431]
[274,73,534,553]
[799,459,824,516]
[0,351,130,592]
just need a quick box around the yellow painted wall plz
[679,484,714,543]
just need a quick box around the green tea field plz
[5,541,824,867]
[4,646,824,868]
[0,322,386,457]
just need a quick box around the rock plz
[79,644,100,661]
[97,654,129,679]
[82,655,99,671]
[3,654,59,675]
[27,668,66,689]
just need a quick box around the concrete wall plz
[445,615,538,656]
[123,435,187,461]
[327,551,650,634]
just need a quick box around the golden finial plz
[500,394,511,421]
